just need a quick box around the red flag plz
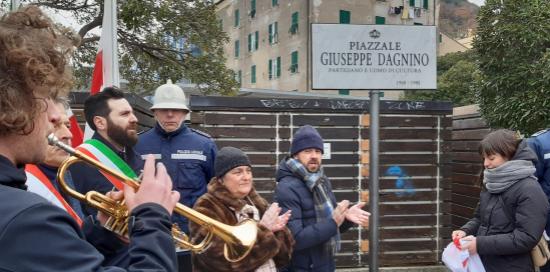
[83,0,119,140]
[67,107,84,147]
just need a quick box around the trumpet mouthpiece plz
[47,133,76,155]
[47,133,59,145]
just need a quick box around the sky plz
[468,0,485,6]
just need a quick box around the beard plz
[107,118,138,147]
[305,159,320,173]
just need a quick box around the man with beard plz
[70,87,142,218]
[274,125,370,272]
[69,87,145,267]
[135,80,217,272]
[0,6,178,271]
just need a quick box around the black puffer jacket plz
[0,155,177,271]
[461,141,549,272]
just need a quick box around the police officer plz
[527,129,550,272]
[136,80,217,272]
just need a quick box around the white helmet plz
[150,79,190,111]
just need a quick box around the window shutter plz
[276,57,281,77]
[274,22,278,43]
[268,24,273,44]
[248,33,252,51]
[255,31,259,50]
[423,0,429,9]
[268,59,273,80]
[291,51,298,73]
[339,10,350,24]
[234,9,239,27]
[234,40,239,57]
[375,16,385,25]
[409,0,414,6]
[251,65,256,84]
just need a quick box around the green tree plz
[31,0,237,95]
[404,51,478,106]
[475,0,550,134]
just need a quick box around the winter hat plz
[290,125,324,156]
[215,147,252,177]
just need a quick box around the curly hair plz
[0,5,77,136]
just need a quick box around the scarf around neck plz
[483,160,536,194]
[285,157,341,255]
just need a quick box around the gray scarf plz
[483,160,536,193]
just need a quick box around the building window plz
[269,22,278,44]
[339,10,350,24]
[247,31,259,52]
[423,0,429,9]
[375,16,385,25]
[272,0,278,7]
[290,51,298,73]
[251,65,256,84]
[236,70,242,86]
[234,9,239,27]
[250,0,256,18]
[234,40,239,58]
[339,89,350,95]
[268,57,281,80]
[290,12,299,34]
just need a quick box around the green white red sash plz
[25,165,83,226]
[76,139,138,191]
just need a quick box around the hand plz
[124,155,180,214]
[461,235,477,255]
[344,202,370,227]
[260,203,291,232]
[452,230,467,240]
[97,190,125,226]
[332,200,350,227]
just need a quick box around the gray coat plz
[461,141,549,272]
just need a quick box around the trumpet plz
[48,134,257,262]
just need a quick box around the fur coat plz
[190,179,294,272]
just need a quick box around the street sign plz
[312,24,437,90]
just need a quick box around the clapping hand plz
[344,202,370,227]
[260,203,291,232]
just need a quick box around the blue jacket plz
[274,159,353,272]
[135,123,216,234]
[70,132,144,218]
[527,129,550,234]
[0,155,177,271]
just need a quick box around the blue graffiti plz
[385,166,415,196]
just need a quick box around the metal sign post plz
[369,90,380,272]
[310,23,437,272]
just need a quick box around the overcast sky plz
[468,0,485,6]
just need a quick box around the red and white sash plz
[25,165,83,226]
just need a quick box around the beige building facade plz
[216,0,436,99]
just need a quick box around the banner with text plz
[312,24,437,90]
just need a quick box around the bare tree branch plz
[81,36,100,44]
[78,15,102,42]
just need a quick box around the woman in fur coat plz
[190,147,295,272]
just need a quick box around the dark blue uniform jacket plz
[136,123,216,235]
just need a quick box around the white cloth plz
[442,240,486,272]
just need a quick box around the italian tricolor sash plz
[25,165,83,226]
[76,139,138,191]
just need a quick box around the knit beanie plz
[290,125,324,156]
[215,147,252,177]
